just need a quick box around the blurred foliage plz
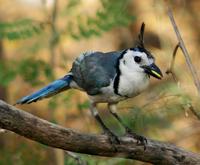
[0,19,43,40]
[48,90,74,111]
[77,100,90,111]
[66,0,135,39]
[0,141,47,165]
[64,155,133,165]
[0,0,134,40]
[0,58,54,87]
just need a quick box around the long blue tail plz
[15,74,73,105]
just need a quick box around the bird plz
[15,23,163,147]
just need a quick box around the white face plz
[121,49,154,73]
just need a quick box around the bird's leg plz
[89,101,120,145]
[108,104,147,146]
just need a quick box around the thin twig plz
[141,94,182,109]
[166,43,180,83]
[167,8,200,95]
[188,104,200,121]
[167,8,200,121]
[65,151,87,165]
[49,0,59,67]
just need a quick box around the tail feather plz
[15,74,73,105]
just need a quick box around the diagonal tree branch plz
[167,8,200,95]
[167,8,200,120]
[0,100,199,164]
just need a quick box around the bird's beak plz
[141,63,163,79]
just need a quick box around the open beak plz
[141,63,163,79]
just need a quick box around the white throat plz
[117,51,150,97]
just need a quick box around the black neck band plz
[113,49,127,96]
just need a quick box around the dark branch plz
[188,104,200,121]
[0,100,200,164]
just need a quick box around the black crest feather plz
[138,22,145,48]
[131,22,154,59]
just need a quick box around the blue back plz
[71,51,123,95]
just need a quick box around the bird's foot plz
[126,129,147,150]
[104,129,120,144]
[103,129,120,151]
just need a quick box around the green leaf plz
[68,0,135,39]
[0,61,17,87]
[0,19,44,40]
[77,100,90,111]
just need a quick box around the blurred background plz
[0,0,200,164]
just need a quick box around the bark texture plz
[0,100,199,165]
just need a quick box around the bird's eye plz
[134,56,141,63]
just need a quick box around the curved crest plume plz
[137,22,145,48]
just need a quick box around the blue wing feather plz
[15,74,72,104]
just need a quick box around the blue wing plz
[71,51,122,95]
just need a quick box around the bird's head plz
[121,48,162,79]
[120,23,163,79]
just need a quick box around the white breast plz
[118,62,150,97]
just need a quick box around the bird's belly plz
[89,94,125,103]
[88,84,125,103]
